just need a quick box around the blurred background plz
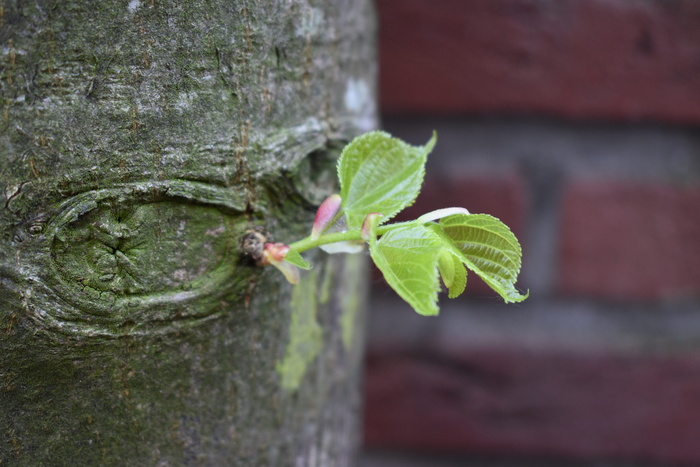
[358,1,700,466]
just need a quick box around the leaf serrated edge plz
[337,131,437,229]
[429,220,528,303]
[369,224,441,316]
[440,214,523,274]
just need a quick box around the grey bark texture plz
[0,0,376,465]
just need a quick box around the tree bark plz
[0,1,376,465]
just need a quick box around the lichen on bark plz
[277,270,323,392]
[0,0,375,464]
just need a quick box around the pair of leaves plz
[369,214,527,316]
[337,131,527,315]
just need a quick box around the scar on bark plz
[240,227,270,266]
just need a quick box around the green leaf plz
[448,258,467,299]
[437,250,455,288]
[435,214,528,303]
[284,248,311,270]
[338,131,436,229]
[438,250,467,299]
[368,224,444,316]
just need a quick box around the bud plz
[263,243,289,263]
[360,212,383,241]
[263,243,300,284]
[311,194,342,239]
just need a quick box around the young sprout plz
[243,131,528,316]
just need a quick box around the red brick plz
[558,181,700,302]
[364,347,700,464]
[378,0,700,124]
[371,173,528,297]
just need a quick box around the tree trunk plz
[0,1,376,465]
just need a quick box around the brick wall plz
[377,0,700,124]
[361,1,700,466]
